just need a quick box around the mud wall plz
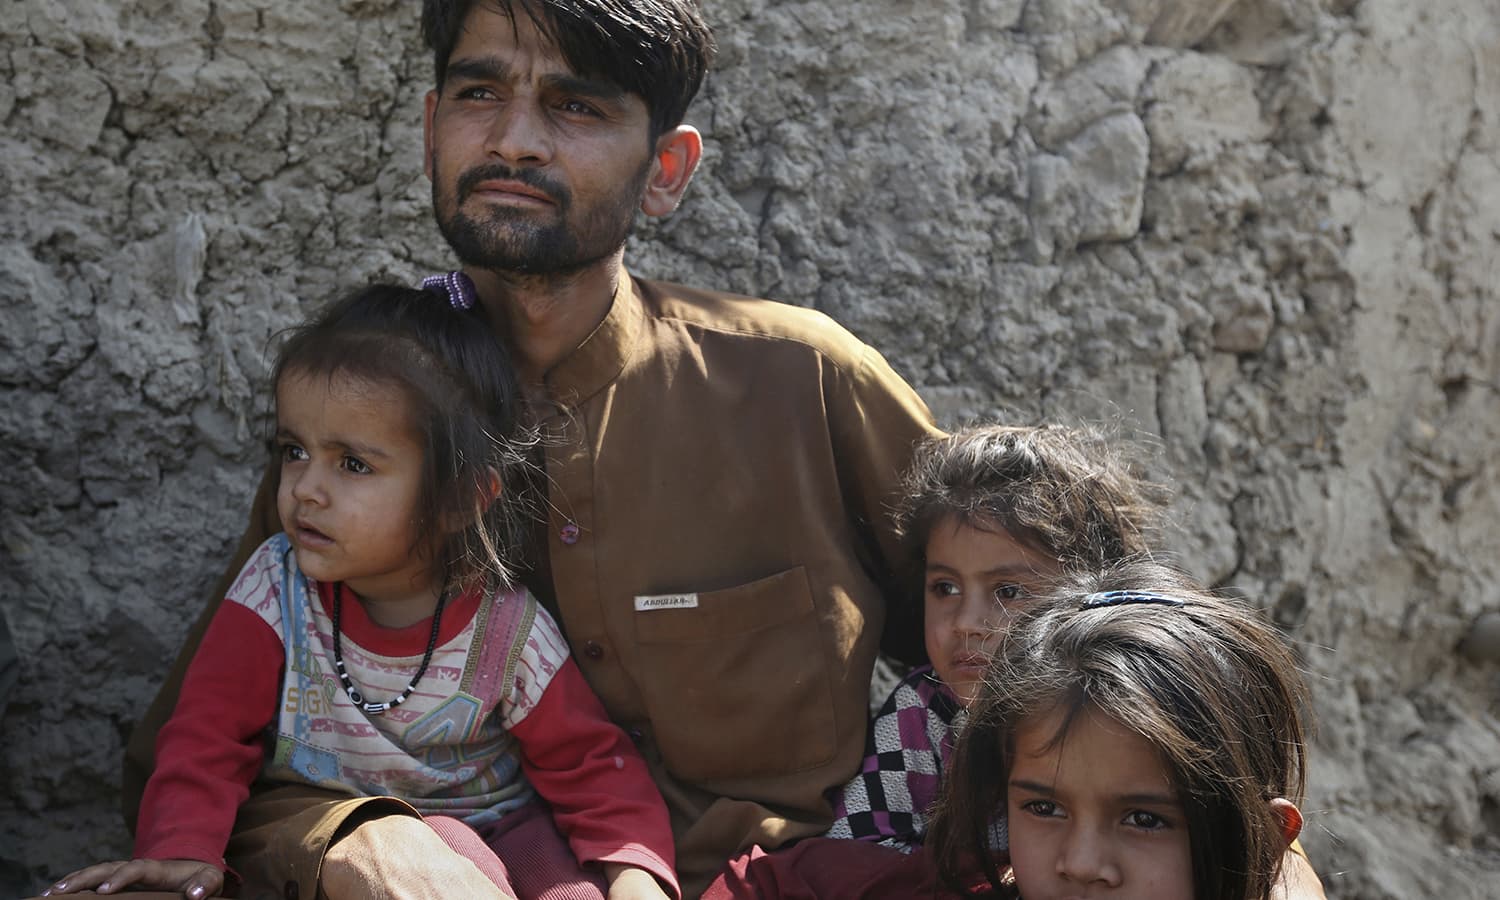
[2,0,1497,896]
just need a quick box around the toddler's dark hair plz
[894,424,1164,570]
[271,283,531,592]
[930,559,1311,900]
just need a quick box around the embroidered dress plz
[235,534,554,824]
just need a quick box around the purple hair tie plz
[421,271,477,310]
[1080,590,1187,609]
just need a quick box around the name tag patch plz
[634,593,699,611]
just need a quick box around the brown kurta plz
[125,273,940,899]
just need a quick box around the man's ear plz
[1270,797,1304,848]
[640,125,703,217]
[423,90,439,181]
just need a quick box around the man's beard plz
[433,159,650,277]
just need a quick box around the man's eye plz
[342,456,372,475]
[996,584,1025,601]
[454,85,498,101]
[558,99,598,116]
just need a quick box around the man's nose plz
[488,100,553,166]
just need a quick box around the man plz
[125,2,939,897]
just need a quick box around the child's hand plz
[602,863,673,900]
[43,858,224,898]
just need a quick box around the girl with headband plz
[931,559,1310,900]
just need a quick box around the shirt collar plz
[540,269,646,409]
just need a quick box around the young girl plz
[827,424,1162,850]
[48,282,678,900]
[930,560,1310,900]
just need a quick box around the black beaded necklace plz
[331,582,448,715]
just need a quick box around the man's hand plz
[321,816,515,900]
[602,863,672,900]
[43,858,223,898]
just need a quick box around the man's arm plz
[825,341,944,665]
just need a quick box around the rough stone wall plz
[2,0,1497,896]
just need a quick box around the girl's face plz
[1007,705,1194,900]
[275,370,440,625]
[923,516,1060,705]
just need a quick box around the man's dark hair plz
[422,0,716,139]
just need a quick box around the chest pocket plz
[631,566,838,783]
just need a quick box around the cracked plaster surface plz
[2,0,1499,896]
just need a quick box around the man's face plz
[424,6,657,275]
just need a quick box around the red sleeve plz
[510,658,680,899]
[134,601,284,867]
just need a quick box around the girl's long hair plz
[929,559,1310,900]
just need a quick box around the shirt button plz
[560,522,581,544]
[583,640,604,660]
[628,727,644,743]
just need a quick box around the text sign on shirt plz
[634,593,700,611]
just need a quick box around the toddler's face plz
[275,370,438,617]
[1005,704,1193,900]
[922,517,1059,706]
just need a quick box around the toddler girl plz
[930,560,1309,900]
[827,424,1161,849]
[48,282,677,900]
